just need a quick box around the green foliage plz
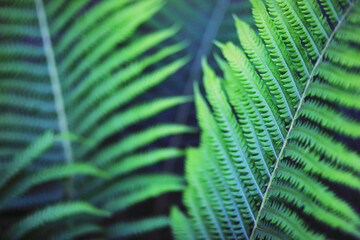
[172,0,360,239]
[145,0,255,154]
[149,0,255,69]
[150,0,254,45]
[0,0,190,239]
[256,3,360,237]
[9,201,110,240]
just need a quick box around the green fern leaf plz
[1,0,189,239]
[175,0,360,239]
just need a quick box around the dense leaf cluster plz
[171,0,360,239]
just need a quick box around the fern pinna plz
[0,0,191,239]
[171,0,360,239]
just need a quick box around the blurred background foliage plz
[144,0,254,170]
[0,0,254,239]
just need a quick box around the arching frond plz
[175,0,360,239]
[0,0,189,239]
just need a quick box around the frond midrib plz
[35,0,74,197]
[249,2,356,238]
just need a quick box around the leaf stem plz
[35,0,74,199]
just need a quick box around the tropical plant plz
[0,0,192,239]
[171,0,360,239]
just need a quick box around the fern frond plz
[1,0,189,238]
[253,1,360,239]
[175,0,360,239]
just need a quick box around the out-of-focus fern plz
[172,0,360,239]
[145,0,255,155]
[0,0,191,239]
